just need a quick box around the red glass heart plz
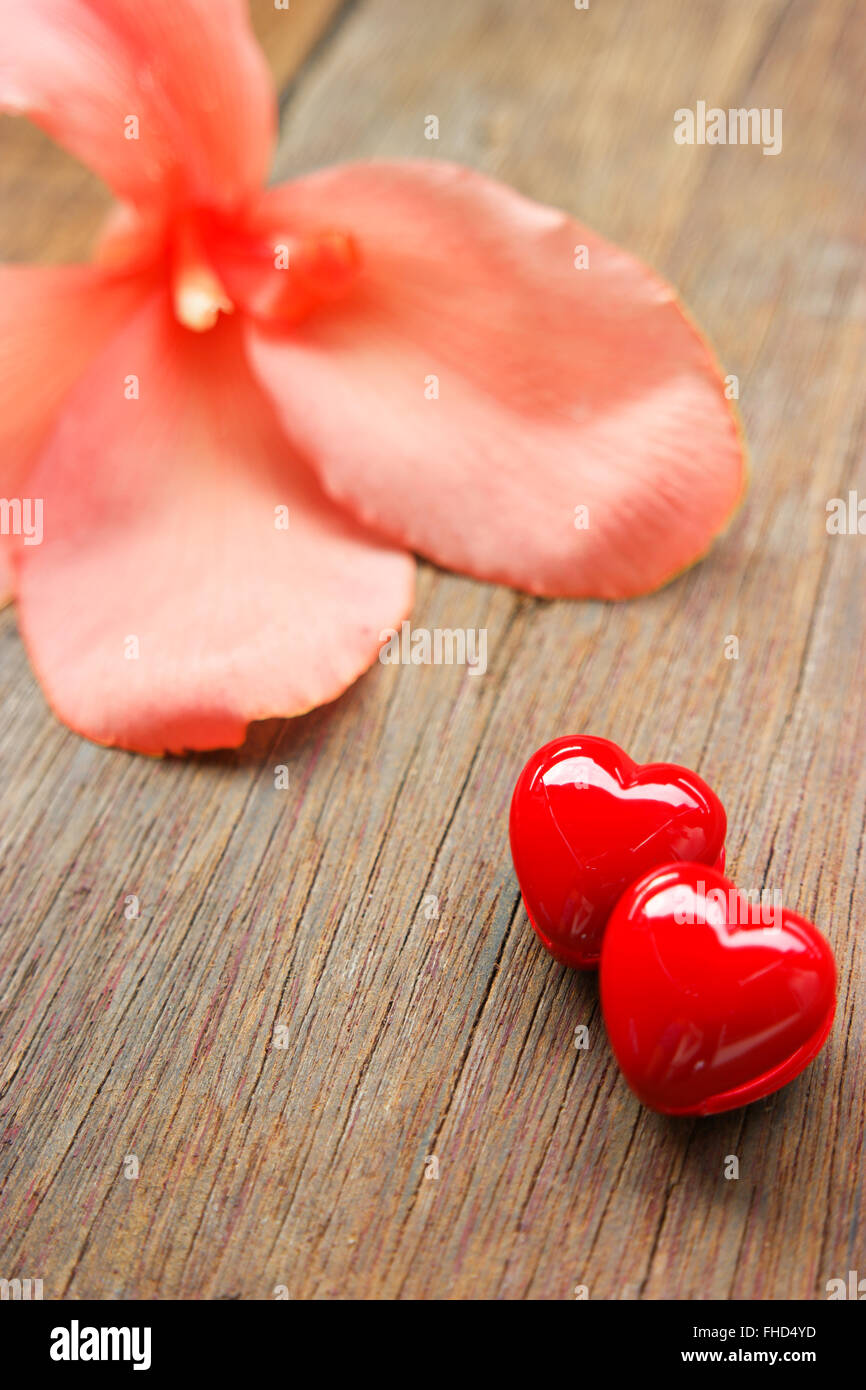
[600,862,836,1115]
[509,735,726,968]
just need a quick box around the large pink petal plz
[0,263,149,587]
[0,0,274,212]
[15,294,415,754]
[243,162,745,599]
[0,551,12,608]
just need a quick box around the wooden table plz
[1,0,863,1300]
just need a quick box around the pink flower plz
[0,0,744,754]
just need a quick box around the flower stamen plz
[171,217,234,332]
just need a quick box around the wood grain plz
[1,0,864,1300]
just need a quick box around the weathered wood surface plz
[1,0,864,1300]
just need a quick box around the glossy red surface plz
[600,862,837,1115]
[508,735,727,968]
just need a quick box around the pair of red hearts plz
[509,735,836,1116]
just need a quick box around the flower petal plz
[0,551,12,608]
[15,294,415,754]
[244,161,745,599]
[0,0,274,211]
[0,263,149,583]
